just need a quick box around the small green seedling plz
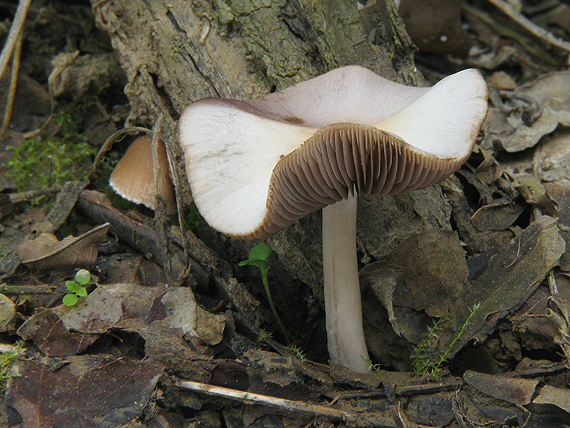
[63,269,91,306]
[239,243,290,344]
[362,356,383,374]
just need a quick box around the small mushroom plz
[110,135,175,211]
[179,65,488,372]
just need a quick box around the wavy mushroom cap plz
[179,66,488,239]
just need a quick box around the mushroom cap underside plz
[260,123,464,239]
[179,66,488,239]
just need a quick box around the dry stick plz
[8,187,62,203]
[175,379,353,420]
[162,129,192,286]
[0,284,55,294]
[1,32,23,135]
[0,0,31,82]
[150,114,174,284]
[151,115,164,212]
[485,0,570,53]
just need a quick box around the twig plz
[7,187,62,203]
[485,0,570,53]
[175,379,352,420]
[0,31,23,136]
[0,0,31,82]
[0,284,56,294]
[151,115,164,213]
[333,379,464,401]
[150,114,178,285]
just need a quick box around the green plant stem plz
[260,266,290,344]
[436,303,481,367]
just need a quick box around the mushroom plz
[179,65,488,372]
[110,135,176,212]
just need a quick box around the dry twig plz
[0,32,23,135]
[176,379,352,420]
[0,0,31,81]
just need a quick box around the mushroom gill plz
[257,123,462,240]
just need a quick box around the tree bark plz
[91,0,419,138]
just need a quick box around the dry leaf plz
[6,356,163,428]
[16,223,109,271]
[463,370,538,405]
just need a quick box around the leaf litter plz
[2,1,570,427]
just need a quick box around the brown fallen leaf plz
[16,222,109,271]
[470,198,526,232]
[514,173,558,216]
[482,71,570,153]
[463,370,539,405]
[17,308,100,357]
[17,282,226,373]
[0,293,15,332]
[6,356,164,428]
[533,384,570,414]
[363,216,565,363]
[452,390,524,427]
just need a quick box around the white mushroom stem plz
[322,193,370,373]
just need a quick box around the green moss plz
[0,341,23,391]
[184,206,204,230]
[5,103,97,195]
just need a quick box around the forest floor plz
[1,0,570,427]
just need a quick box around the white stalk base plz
[322,194,369,373]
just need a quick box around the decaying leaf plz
[533,384,570,414]
[161,287,225,346]
[514,173,558,215]
[544,180,570,228]
[534,130,570,182]
[17,283,226,368]
[483,71,570,153]
[0,293,15,332]
[6,356,164,428]
[16,223,109,271]
[463,370,539,405]
[59,286,123,334]
[461,371,570,421]
[360,267,402,335]
[470,198,526,231]
[467,216,565,343]
[363,216,565,362]
[452,390,525,428]
[513,275,570,365]
[17,308,100,356]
